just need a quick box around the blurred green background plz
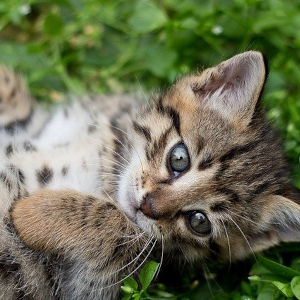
[1,0,300,298]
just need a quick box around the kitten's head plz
[118,51,300,263]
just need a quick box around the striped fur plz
[0,51,299,299]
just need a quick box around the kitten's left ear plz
[252,194,300,252]
[194,51,267,130]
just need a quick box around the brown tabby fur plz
[0,51,298,299]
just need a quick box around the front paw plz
[11,189,140,256]
[11,189,60,253]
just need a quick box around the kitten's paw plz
[0,66,32,126]
[11,190,124,254]
[11,190,73,253]
[11,189,141,258]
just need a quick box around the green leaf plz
[257,283,280,300]
[253,13,286,33]
[241,281,254,297]
[138,261,159,291]
[144,45,177,77]
[248,275,261,282]
[240,297,255,300]
[123,277,138,291]
[152,290,175,298]
[128,0,167,33]
[291,276,300,299]
[121,286,134,294]
[180,17,198,29]
[271,281,293,297]
[257,254,300,279]
[121,293,132,300]
[133,294,141,300]
[291,258,300,272]
[43,13,64,37]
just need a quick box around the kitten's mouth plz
[119,185,160,236]
[124,189,159,234]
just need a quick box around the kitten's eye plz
[170,143,190,175]
[187,211,211,235]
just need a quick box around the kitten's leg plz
[11,189,148,299]
[0,155,50,299]
[0,66,32,127]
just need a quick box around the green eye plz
[187,211,211,235]
[170,143,190,175]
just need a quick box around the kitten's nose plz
[140,193,156,219]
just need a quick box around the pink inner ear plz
[192,61,247,98]
[190,51,266,127]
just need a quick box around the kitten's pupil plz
[187,211,211,235]
[170,143,190,175]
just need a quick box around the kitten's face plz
[118,52,300,263]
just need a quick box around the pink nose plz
[140,194,156,219]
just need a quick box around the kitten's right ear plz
[193,51,267,130]
[255,195,300,249]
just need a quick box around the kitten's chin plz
[119,200,161,239]
[135,211,162,239]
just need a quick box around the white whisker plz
[100,238,157,290]
[229,209,258,226]
[228,216,257,263]
[155,233,164,281]
[111,233,153,276]
[107,124,145,173]
[87,137,130,165]
[201,260,223,297]
[85,157,127,170]
[220,219,231,268]
[87,122,132,158]
[201,261,215,298]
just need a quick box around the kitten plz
[0,51,298,299]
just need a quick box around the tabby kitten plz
[0,51,299,299]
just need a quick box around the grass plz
[1,0,300,299]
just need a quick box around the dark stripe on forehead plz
[156,94,165,112]
[198,157,213,170]
[220,141,260,163]
[165,106,180,135]
[196,136,205,155]
[210,201,229,212]
[146,126,173,161]
[217,187,240,203]
[251,181,272,197]
[155,126,173,152]
[156,101,181,135]
[216,140,261,178]
[133,121,151,142]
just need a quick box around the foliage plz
[125,249,300,299]
[0,0,299,186]
[1,0,300,299]
[121,261,176,299]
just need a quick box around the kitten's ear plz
[194,51,267,130]
[267,195,300,242]
[252,195,300,252]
